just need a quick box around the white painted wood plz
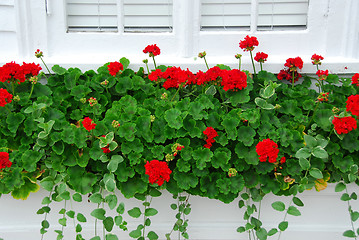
[0,184,358,240]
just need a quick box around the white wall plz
[1,184,359,240]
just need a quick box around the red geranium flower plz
[108,61,124,76]
[346,95,359,117]
[332,116,357,134]
[0,61,25,83]
[0,152,12,170]
[254,52,268,63]
[203,127,218,149]
[145,160,172,186]
[351,73,359,87]
[143,44,161,57]
[148,69,163,82]
[277,68,301,83]
[0,88,13,107]
[82,117,96,131]
[284,57,303,70]
[311,54,324,65]
[316,70,329,80]
[22,62,42,78]
[256,139,279,163]
[239,35,259,51]
[221,69,247,91]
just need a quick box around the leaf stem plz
[345,187,358,240]
[277,198,293,240]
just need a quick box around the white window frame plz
[3,0,359,74]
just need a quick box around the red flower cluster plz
[143,44,161,57]
[0,152,12,170]
[149,66,247,91]
[0,61,41,84]
[35,49,44,58]
[346,95,359,116]
[144,160,172,186]
[284,57,304,70]
[82,117,96,131]
[108,61,123,76]
[0,88,13,107]
[101,135,111,153]
[311,54,324,65]
[203,127,218,149]
[278,57,303,83]
[277,69,302,83]
[316,70,329,80]
[255,139,279,163]
[332,116,357,134]
[317,92,329,102]
[352,73,359,87]
[254,52,268,63]
[239,35,259,51]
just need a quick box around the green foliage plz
[1,54,358,240]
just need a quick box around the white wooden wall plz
[1,184,359,240]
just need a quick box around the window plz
[200,0,309,31]
[66,0,173,33]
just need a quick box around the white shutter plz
[257,0,309,30]
[123,0,173,32]
[201,0,252,31]
[66,0,118,32]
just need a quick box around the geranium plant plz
[0,37,359,240]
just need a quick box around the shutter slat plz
[123,0,173,32]
[258,0,309,30]
[201,0,251,31]
[66,0,118,32]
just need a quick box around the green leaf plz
[90,237,101,240]
[145,208,158,217]
[76,224,82,233]
[42,220,50,229]
[256,228,268,240]
[335,182,346,192]
[205,85,217,95]
[120,57,130,70]
[271,201,286,211]
[116,202,125,214]
[309,168,323,179]
[147,231,159,240]
[59,217,67,226]
[77,213,87,223]
[351,212,359,222]
[105,234,118,240]
[237,226,246,233]
[278,221,288,231]
[295,148,311,159]
[91,208,106,220]
[129,229,142,238]
[287,206,301,216]
[303,135,317,149]
[255,97,275,110]
[164,108,183,129]
[66,210,75,218]
[40,176,55,192]
[341,193,351,201]
[89,193,103,203]
[105,194,118,210]
[343,230,357,238]
[103,173,116,192]
[312,146,328,159]
[293,197,304,207]
[128,207,142,218]
[73,193,83,202]
[103,217,114,232]
[192,148,213,170]
[107,155,124,172]
[52,65,67,75]
[268,228,278,236]
[299,158,310,170]
[237,126,256,146]
[238,200,245,208]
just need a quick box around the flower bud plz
[143,59,148,64]
[274,104,281,110]
[161,92,168,100]
[80,98,87,104]
[332,107,340,114]
[228,168,237,177]
[13,95,20,102]
[112,120,121,128]
[150,115,156,122]
[100,79,109,86]
[35,49,43,58]
[29,76,38,84]
[235,54,242,59]
[198,51,206,58]
[165,153,174,162]
[88,97,97,106]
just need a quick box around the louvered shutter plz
[201,0,252,31]
[123,0,173,32]
[66,0,118,32]
[257,0,309,30]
